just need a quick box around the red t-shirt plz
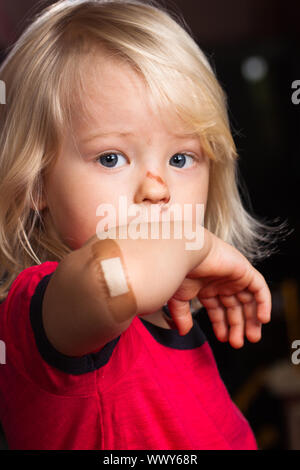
[0,262,258,450]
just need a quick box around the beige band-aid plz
[91,238,137,323]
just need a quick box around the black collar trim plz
[139,305,207,349]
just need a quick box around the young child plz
[0,0,287,450]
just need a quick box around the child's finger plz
[243,299,262,343]
[200,296,229,342]
[166,277,201,335]
[236,290,254,303]
[221,298,245,349]
[235,292,262,343]
[218,293,244,348]
[172,277,202,301]
[256,287,272,324]
[210,309,229,342]
[248,271,272,324]
[246,319,262,343]
[167,297,194,336]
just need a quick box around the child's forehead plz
[71,86,193,138]
[70,101,196,141]
[66,52,200,139]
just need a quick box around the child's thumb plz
[166,278,200,335]
[166,297,193,336]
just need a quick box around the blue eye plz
[170,153,195,169]
[96,152,127,168]
[96,152,196,169]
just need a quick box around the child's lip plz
[159,203,170,211]
[127,204,171,223]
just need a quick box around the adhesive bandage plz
[91,238,137,323]
[100,257,129,297]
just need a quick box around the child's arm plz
[42,221,271,356]
[42,221,212,357]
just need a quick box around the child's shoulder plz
[0,259,102,394]
[17,260,59,281]
[6,261,59,302]
[0,261,59,350]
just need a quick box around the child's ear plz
[30,189,47,212]
[30,201,47,213]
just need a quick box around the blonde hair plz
[0,0,291,302]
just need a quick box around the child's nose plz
[134,171,170,206]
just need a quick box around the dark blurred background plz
[1,0,300,450]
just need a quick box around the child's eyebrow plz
[81,131,135,144]
[81,130,199,144]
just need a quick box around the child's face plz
[42,57,210,250]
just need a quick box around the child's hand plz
[166,234,272,349]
